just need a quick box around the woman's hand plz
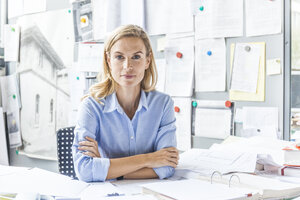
[78,136,101,158]
[145,147,179,168]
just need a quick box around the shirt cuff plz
[153,166,175,179]
[92,157,110,182]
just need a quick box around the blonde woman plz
[72,25,179,182]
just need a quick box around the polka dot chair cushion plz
[56,126,76,178]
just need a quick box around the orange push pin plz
[176,52,183,58]
[81,18,86,23]
[174,106,180,113]
[225,100,232,108]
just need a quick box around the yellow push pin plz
[81,18,86,23]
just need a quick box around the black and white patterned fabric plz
[56,126,76,178]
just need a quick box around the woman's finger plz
[78,146,97,154]
[83,151,97,158]
[79,140,95,147]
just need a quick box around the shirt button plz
[130,136,134,140]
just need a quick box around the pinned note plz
[267,58,281,75]
[4,24,20,62]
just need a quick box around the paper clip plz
[210,171,222,184]
[229,174,240,187]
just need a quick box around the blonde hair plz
[85,24,157,103]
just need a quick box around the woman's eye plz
[132,55,141,59]
[116,55,124,60]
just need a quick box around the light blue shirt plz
[72,90,177,182]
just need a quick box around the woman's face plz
[107,37,150,90]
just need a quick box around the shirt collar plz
[103,90,148,114]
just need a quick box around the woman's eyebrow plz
[134,51,144,54]
[113,51,124,55]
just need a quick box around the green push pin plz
[192,101,198,108]
[76,76,79,80]
[12,94,16,99]
[199,6,204,11]
[16,149,19,155]
[68,9,71,13]
[11,27,15,32]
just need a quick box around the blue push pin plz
[207,50,212,56]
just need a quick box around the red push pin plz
[174,106,180,113]
[176,52,183,58]
[225,100,232,108]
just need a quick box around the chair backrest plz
[56,126,76,178]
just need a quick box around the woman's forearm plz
[124,168,158,179]
[106,154,149,180]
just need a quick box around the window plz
[35,94,40,125]
[50,99,54,123]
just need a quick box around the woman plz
[72,24,179,182]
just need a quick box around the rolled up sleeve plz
[72,98,110,182]
[153,96,177,179]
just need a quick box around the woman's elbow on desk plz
[74,154,110,182]
[154,166,175,179]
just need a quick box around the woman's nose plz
[123,59,133,70]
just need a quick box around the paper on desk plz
[245,0,282,37]
[194,0,243,39]
[142,179,257,200]
[155,59,166,92]
[81,182,122,200]
[78,42,104,72]
[0,168,89,197]
[195,38,226,92]
[229,42,265,101]
[0,165,29,176]
[242,106,278,130]
[178,148,257,175]
[267,58,281,75]
[23,0,46,15]
[230,43,261,93]
[211,136,292,167]
[194,108,231,139]
[164,36,194,97]
[4,24,20,62]
[173,97,191,151]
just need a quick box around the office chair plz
[56,126,76,178]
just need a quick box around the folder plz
[142,179,259,200]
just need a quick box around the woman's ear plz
[145,53,151,70]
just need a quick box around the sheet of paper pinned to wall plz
[6,110,22,148]
[245,0,282,37]
[267,58,281,75]
[68,69,86,111]
[242,106,279,130]
[121,0,145,29]
[165,36,194,97]
[145,0,194,35]
[229,42,266,101]
[23,0,46,15]
[78,42,104,72]
[230,43,261,93]
[194,0,243,40]
[0,74,21,113]
[195,38,226,92]
[17,9,74,67]
[0,107,9,165]
[8,0,23,19]
[195,108,231,139]
[4,24,20,62]
[155,59,166,93]
[173,97,191,151]
[92,0,107,40]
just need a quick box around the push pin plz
[199,6,204,11]
[192,101,198,108]
[174,106,180,113]
[207,50,212,56]
[225,100,231,108]
[176,52,183,58]
[245,46,251,52]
